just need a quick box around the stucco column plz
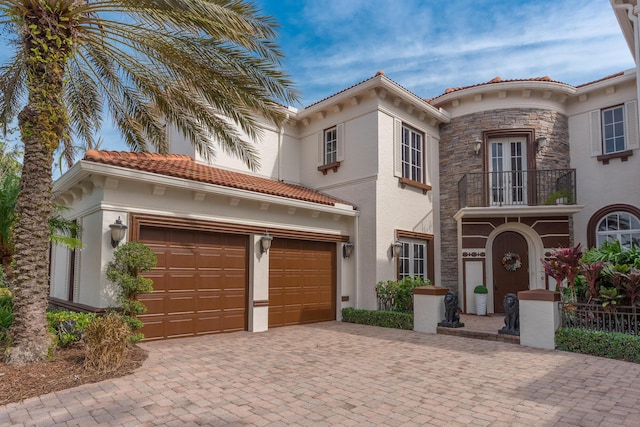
[518,289,561,349]
[249,235,269,332]
[413,286,449,334]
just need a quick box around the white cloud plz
[272,0,635,105]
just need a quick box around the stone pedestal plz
[518,289,561,349]
[413,286,449,334]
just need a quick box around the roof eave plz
[611,0,637,62]
[431,81,577,107]
[293,75,450,124]
[55,161,357,215]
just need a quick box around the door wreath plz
[502,252,522,272]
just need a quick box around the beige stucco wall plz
[568,74,640,247]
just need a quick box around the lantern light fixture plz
[109,216,128,248]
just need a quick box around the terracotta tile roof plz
[429,76,568,102]
[83,150,355,209]
[576,71,625,88]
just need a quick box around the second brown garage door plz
[137,226,247,340]
[268,239,336,327]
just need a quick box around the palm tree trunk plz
[7,119,54,364]
[6,4,71,364]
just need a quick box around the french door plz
[489,137,527,206]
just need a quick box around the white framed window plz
[489,137,527,205]
[324,126,337,164]
[596,211,640,248]
[589,101,639,158]
[316,123,344,172]
[399,239,427,280]
[401,124,423,182]
[602,105,625,154]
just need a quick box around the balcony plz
[458,169,576,209]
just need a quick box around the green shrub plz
[556,327,640,363]
[375,276,430,313]
[106,241,157,342]
[473,285,488,294]
[0,265,9,289]
[0,296,12,356]
[342,307,413,330]
[47,310,96,347]
[83,313,131,373]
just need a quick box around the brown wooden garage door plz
[137,226,247,340]
[268,239,336,327]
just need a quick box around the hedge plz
[556,327,640,363]
[342,307,413,330]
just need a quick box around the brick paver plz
[2,322,640,426]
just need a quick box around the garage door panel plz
[167,251,197,269]
[269,239,336,328]
[139,225,247,340]
[139,318,164,341]
[139,294,165,315]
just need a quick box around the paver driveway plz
[2,321,640,426]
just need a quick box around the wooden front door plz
[492,231,529,312]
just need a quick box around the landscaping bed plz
[0,345,147,406]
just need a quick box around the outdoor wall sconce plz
[343,241,354,258]
[109,216,128,248]
[472,138,482,155]
[392,240,403,258]
[260,232,273,254]
[535,135,548,153]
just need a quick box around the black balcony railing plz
[458,169,576,209]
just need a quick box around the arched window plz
[588,205,640,248]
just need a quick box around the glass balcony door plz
[489,137,527,206]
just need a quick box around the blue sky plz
[1,0,636,160]
[255,0,635,107]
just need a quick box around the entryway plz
[492,231,529,312]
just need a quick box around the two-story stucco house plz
[49,0,640,339]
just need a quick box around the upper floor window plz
[393,119,431,193]
[316,123,344,174]
[602,105,625,154]
[596,211,640,248]
[401,125,423,182]
[324,126,337,164]
[590,101,639,163]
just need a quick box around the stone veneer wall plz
[438,108,570,292]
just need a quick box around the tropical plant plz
[541,244,583,296]
[580,261,605,302]
[105,241,157,343]
[582,240,640,266]
[0,0,297,364]
[596,287,623,313]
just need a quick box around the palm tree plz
[0,0,298,364]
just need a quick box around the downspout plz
[353,212,360,308]
[614,1,640,128]
[277,119,286,181]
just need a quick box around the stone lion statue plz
[438,291,464,328]
[499,293,520,336]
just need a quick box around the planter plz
[475,293,488,316]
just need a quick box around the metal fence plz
[458,169,576,209]
[559,302,640,335]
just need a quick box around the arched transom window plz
[596,211,640,248]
